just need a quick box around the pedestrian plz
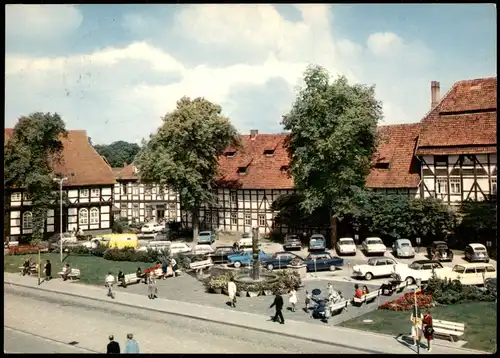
[105,271,116,299]
[106,335,120,354]
[270,292,285,324]
[422,310,434,352]
[125,333,140,353]
[227,277,237,308]
[288,288,298,312]
[409,307,423,346]
[44,260,52,281]
[304,290,311,311]
[147,271,158,299]
[327,282,335,296]
[162,260,168,279]
[171,257,178,277]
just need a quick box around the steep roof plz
[365,123,421,189]
[4,129,116,187]
[113,163,138,181]
[417,77,497,155]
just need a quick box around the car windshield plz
[453,265,465,274]
[436,245,448,250]
[367,240,382,245]
[199,232,210,236]
[339,240,354,245]
[400,243,411,247]
[367,258,379,265]
[311,238,324,244]
[409,262,422,270]
[474,247,487,252]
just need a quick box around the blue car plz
[304,252,344,272]
[261,251,304,270]
[227,250,271,268]
[197,231,215,245]
[309,234,326,252]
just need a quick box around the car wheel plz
[267,264,274,271]
[405,277,414,285]
[329,265,336,271]
[364,272,373,281]
[233,261,242,268]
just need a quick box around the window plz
[263,149,275,156]
[375,260,386,266]
[230,191,237,202]
[258,214,266,227]
[80,189,89,197]
[152,186,157,195]
[225,151,236,157]
[122,184,128,195]
[452,265,465,274]
[22,211,33,229]
[237,167,248,175]
[23,193,31,201]
[169,203,177,219]
[492,178,497,195]
[436,179,448,194]
[132,204,139,218]
[231,212,237,225]
[120,204,128,218]
[79,208,89,225]
[450,178,461,194]
[245,213,251,226]
[486,266,496,273]
[465,268,476,274]
[205,213,212,224]
[91,189,100,197]
[145,206,153,220]
[211,211,218,225]
[375,162,390,169]
[89,207,99,224]
[11,192,22,201]
[132,185,139,195]
[144,185,152,195]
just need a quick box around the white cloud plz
[6,4,436,145]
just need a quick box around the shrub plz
[112,218,129,234]
[379,291,434,311]
[103,247,164,263]
[423,276,496,304]
[275,269,302,290]
[205,272,234,292]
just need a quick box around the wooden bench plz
[330,300,350,316]
[190,259,214,274]
[352,289,381,306]
[19,265,39,275]
[57,269,81,281]
[432,319,465,342]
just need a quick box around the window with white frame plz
[22,211,33,229]
[230,191,237,202]
[450,178,461,194]
[89,207,100,224]
[436,179,448,194]
[132,204,139,218]
[145,206,153,220]
[132,184,139,195]
[79,208,89,225]
[212,212,218,225]
[492,178,497,195]
[231,212,237,225]
[80,189,89,197]
[11,192,22,201]
[91,188,100,197]
[169,203,177,219]
[258,214,266,227]
[205,213,212,224]
[152,186,157,195]
[245,213,251,226]
[120,204,128,218]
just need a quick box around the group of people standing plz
[410,308,434,352]
[106,333,140,354]
[105,269,159,300]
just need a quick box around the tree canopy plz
[4,112,68,241]
[457,197,497,246]
[134,97,240,244]
[282,65,383,247]
[94,140,140,167]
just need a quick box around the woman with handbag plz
[422,310,434,352]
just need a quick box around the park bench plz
[120,273,142,287]
[330,300,350,316]
[57,268,81,281]
[19,264,38,275]
[432,319,465,342]
[189,258,214,274]
[352,289,381,306]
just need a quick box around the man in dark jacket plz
[270,293,285,324]
[106,335,120,354]
[44,260,52,281]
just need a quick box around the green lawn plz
[4,253,153,285]
[339,302,497,352]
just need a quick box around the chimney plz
[431,81,440,109]
[250,129,258,140]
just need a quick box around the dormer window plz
[375,162,390,169]
[225,151,236,158]
[263,149,275,157]
[237,167,248,175]
[280,165,289,172]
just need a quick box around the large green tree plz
[134,97,240,247]
[4,113,68,242]
[457,198,497,246]
[94,141,140,167]
[282,65,383,247]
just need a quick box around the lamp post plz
[53,177,67,263]
[414,278,422,355]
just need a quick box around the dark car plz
[208,246,239,264]
[262,251,304,270]
[304,252,344,272]
[283,235,302,251]
[464,243,490,263]
[427,241,454,262]
[309,234,327,252]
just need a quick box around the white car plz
[136,240,171,253]
[238,232,253,248]
[352,257,401,281]
[336,237,357,255]
[193,245,215,255]
[169,242,192,255]
[81,238,103,249]
[436,263,496,286]
[141,222,165,233]
[362,237,387,255]
[393,260,445,285]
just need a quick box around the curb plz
[5,281,387,354]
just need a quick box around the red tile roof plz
[114,164,138,181]
[365,124,421,189]
[5,129,116,187]
[417,77,497,155]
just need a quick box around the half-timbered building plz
[416,78,497,205]
[112,164,181,223]
[4,129,116,240]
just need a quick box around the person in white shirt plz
[227,277,237,308]
[105,272,116,299]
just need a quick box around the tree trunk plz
[191,209,199,253]
[330,210,338,250]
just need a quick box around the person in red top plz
[422,310,434,352]
[354,284,363,299]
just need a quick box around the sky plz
[5,4,496,145]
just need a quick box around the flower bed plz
[8,244,48,255]
[379,291,434,311]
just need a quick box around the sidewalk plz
[4,273,483,354]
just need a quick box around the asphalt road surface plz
[5,284,369,354]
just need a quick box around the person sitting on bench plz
[61,263,71,281]
[353,284,363,299]
[118,270,126,287]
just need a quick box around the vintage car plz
[261,251,304,270]
[309,234,326,252]
[283,235,302,251]
[192,244,215,256]
[436,263,497,286]
[141,222,165,233]
[352,257,402,281]
[238,232,253,248]
[427,241,454,262]
[197,231,215,245]
[303,252,344,272]
[335,237,357,255]
[392,239,415,258]
[169,242,192,255]
[362,237,387,256]
[464,243,490,263]
[208,246,240,264]
[392,260,445,285]
[227,250,271,268]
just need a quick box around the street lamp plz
[416,237,421,254]
[53,177,67,263]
